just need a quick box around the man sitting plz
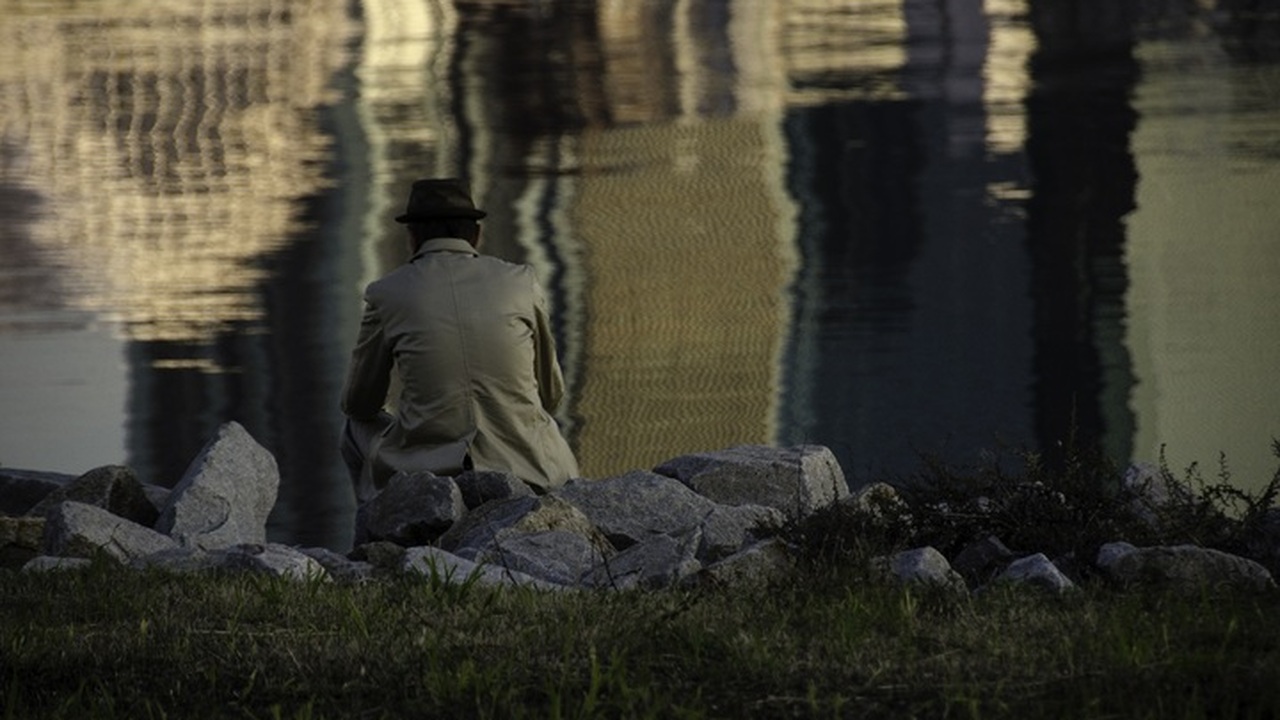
[340,178,579,501]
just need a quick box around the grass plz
[4,443,1280,718]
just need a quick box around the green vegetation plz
[4,444,1280,719]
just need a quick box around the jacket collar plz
[412,237,480,261]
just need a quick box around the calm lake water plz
[2,0,1278,550]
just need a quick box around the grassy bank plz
[5,446,1280,718]
[4,555,1280,718]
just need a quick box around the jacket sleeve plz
[340,296,394,420]
[530,273,566,413]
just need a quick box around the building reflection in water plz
[2,1,1278,550]
[0,1,360,547]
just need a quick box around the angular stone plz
[218,543,330,582]
[553,471,716,549]
[993,553,1076,594]
[299,546,376,584]
[1,516,46,569]
[349,541,407,572]
[951,535,1015,586]
[28,465,159,527]
[882,546,966,592]
[131,547,223,573]
[0,468,73,516]
[438,495,610,559]
[688,539,794,588]
[354,471,464,546]
[42,501,178,563]
[1095,541,1138,570]
[454,469,535,510]
[476,530,603,586]
[402,546,563,590]
[156,421,280,550]
[581,531,702,591]
[1102,544,1275,592]
[654,444,848,521]
[696,504,785,563]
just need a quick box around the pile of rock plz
[3,422,1275,596]
[1,422,842,589]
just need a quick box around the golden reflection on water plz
[0,0,353,350]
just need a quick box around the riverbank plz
[4,550,1279,719]
[5,440,1280,718]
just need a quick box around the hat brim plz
[395,209,487,223]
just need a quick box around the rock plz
[299,546,376,584]
[951,535,1016,586]
[689,539,795,589]
[654,444,848,521]
[218,543,330,581]
[1095,541,1138,570]
[1100,544,1276,592]
[132,547,224,573]
[581,531,702,591]
[454,469,535,510]
[992,553,1076,594]
[42,501,178,563]
[844,482,911,521]
[1,516,46,569]
[881,546,966,592]
[438,495,610,559]
[695,504,785,563]
[553,471,716,549]
[349,541,407,572]
[0,468,73,516]
[402,546,563,590]
[27,465,159,527]
[23,556,92,573]
[476,530,603,586]
[155,421,280,550]
[131,544,330,581]
[354,471,464,546]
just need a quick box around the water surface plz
[1,0,1277,550]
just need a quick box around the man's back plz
[342,237,579,493]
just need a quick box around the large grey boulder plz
[28,465,159,527]
[402,546,562,590]
[581,531,702,591]
[991,553,1076,594]
[0,468,73,516]
[654,444,848,521]
[438,494,611,559]
[1098,543,1275,592]
[476,530,604,586]
[155,422,280,550]
[553,471,717,549]
[454,469,535,510]
[42,501,178,563]
[354,471,465,546]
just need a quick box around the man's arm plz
[530,275,566,413]
[340,299,394,419]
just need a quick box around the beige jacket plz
[341,238,579,493]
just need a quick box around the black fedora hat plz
[395,178,487,223]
